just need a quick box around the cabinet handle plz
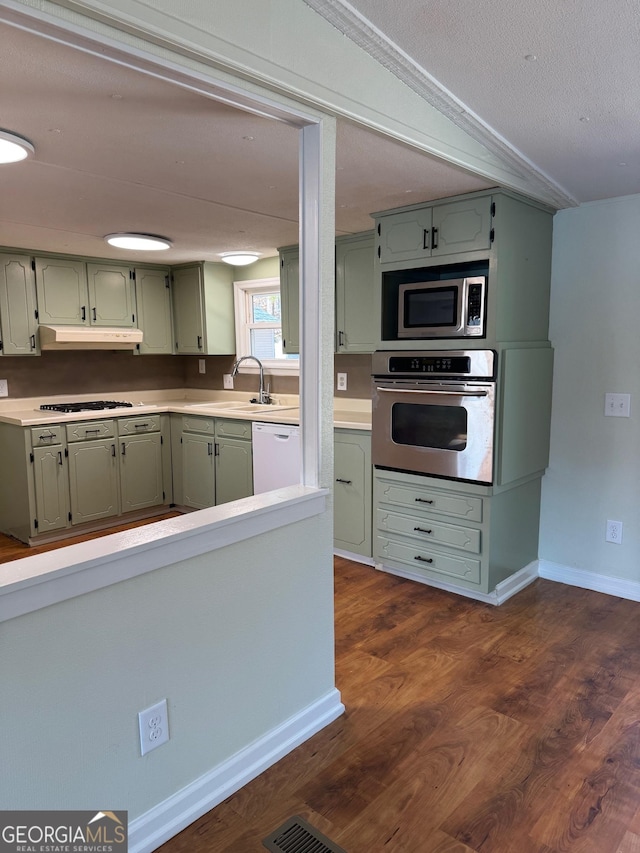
[121,442,126,455]
[422,228,430,250]
[414,555,434,564]
[197,335,203,350]
[92,307,97,321]
[57,451,63,466]
[336,478,352,484]
[134,423,149,429]
[30,334,36,350]
[85,428,100,435]
[81,306,86,321]
[414,526,433,535]
[207,442,213,455]
[111,444,116,457]
[432,227,439,249]
[338,330,345,347]
[38,433,55,442]
[415,497,434,504]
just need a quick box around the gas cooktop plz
[39,401,134,413]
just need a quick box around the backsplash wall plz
[0,352,185,399]
[0,351,373,400]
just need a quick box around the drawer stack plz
[374,469,488,593]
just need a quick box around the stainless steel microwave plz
[397,275,486,339]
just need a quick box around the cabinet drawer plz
[215,418,252,440]
[181,415,214,435]
[376,508,481,554]
[30,425,65,447]
[66,420,115,442]
[377,481,483,522]
[118,414,161,435]
[377,535,481,585]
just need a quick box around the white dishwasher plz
[251,422,302,494]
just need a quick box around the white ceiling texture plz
[2,1,638,264]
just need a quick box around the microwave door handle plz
[376,386,488,397]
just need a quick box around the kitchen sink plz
[185,401,296,413]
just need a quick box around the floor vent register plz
[263,815,346,853]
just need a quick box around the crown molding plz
[304,0,577,209]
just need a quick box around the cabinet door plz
[335,232,375,353]
[35,257,89,325]
[215,437,253,505]
[182,432,215,508]
[68,439,119,524]
[86,263,135,326]
[134,267,173,354]
[119,432,164,512]
[32,445,70,533]
[431,196,493,257]
[376,208,433,264]
[172,266,205,354]
[334,430,372,557]
[0,253,39,355]
[279,248,299,354]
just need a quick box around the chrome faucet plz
[231,355,272,404]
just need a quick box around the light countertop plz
[0,390,371,430]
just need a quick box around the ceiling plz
[2,2,637,265]
[311,0,640,205]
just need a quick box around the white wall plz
[1,517,336,818]
[540,194,640,590]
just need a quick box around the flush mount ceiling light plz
[105,233,172,251]
[0,130,35,164]
[220,251,261,266]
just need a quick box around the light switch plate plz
[223,374,234,389]
[0,379,8,398]
[604,392,631,417]
[336,372,347,391]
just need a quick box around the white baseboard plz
[538,559,640,602]
[129,688,345,853]
[333,547,375,566]
[374,561,538,606]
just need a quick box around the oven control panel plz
[372,349,495,379]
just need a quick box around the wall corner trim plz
[128,688,345,853]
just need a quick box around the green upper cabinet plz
[376,195,493,264]
[281,232,376,356]
[335,231,376,353]
[86,263,135,327]
[171,262,235,355]
[134,266,173,355]
[279,246,300,354]
[0,253,39,356]
[35,256,88,325]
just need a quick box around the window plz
[233,277,299,372]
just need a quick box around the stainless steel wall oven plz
[372,350,496,485]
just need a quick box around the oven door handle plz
[376,386,488,397]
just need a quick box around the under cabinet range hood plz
[38,325,143,350]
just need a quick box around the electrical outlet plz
[198,359,206,374]
[0,379,7,398]
[337,372,347,391]
[604,392,631,417]
[138,699,169,755]
[223,373,234,389]
[606,520,623,544]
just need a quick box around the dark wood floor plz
[155,555,640,853]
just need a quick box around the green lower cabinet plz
[374,468,542,596]
[333,429,372,558]
[68,438,119,525]
[182,432,216,509]
[32,445,70,534]
[119,432,164,512]
[215,437,253,505]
